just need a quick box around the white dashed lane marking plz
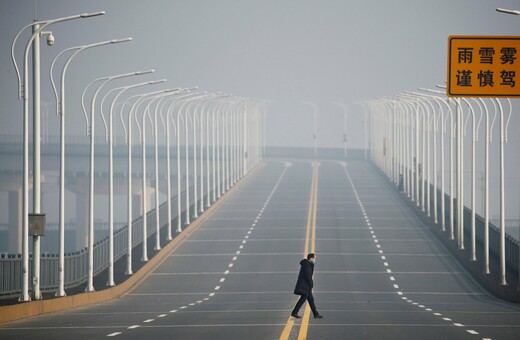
[105,167,292,338]
[343,164,493,340]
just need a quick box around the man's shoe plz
[291,313,301,318]
[314,314,323,319]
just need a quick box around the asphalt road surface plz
[1,160,520,339]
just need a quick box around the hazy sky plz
[1,0,520,224]
[1,0,519,148]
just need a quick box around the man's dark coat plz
[293,259,314,295]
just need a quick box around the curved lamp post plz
[119,92,149,273]
[49,37,131,296]
[146,90,186,251]
[101,82,169,285]
[81,69,154,291]
[302,101,318,156]
[481,99,498,274]
[463,98,483,261]
[119,86,170,274]
[211,97,232,201]
[174,93,207,231]
[417,89,456,233]
[492,98,513,286]
[204,96,230,207]
[11,10,105,302]
[197,97,216,214]
[333,102,348,159]
[159,89,198,239]
[404,93,440,223]
[355,102,370,160]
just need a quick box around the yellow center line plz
[304,166,315,256]
[279,163,318,340]
[298,164,318,340]
[311,165,318,254]
[279,313,296,340]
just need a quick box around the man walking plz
[291,253,323,319]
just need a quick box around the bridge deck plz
[1,160,519,339]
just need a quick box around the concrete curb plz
[0,163,264,325]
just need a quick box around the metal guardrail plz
[414,173,520,273]
[0,134,126,146]
[403,169,520,273]
[433,188,520,273]
[0,180,219,299]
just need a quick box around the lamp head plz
[496,7,520,15]
[111,37,132,44]
[135,69,155,75]
[148,79,166,85]
[81,11,106,18]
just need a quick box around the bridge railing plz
[0,134,127,146]
[0,175,221,299]
[406,167,520,274]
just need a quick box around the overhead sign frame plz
[447,35,520,97]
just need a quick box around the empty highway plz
[1,160,520,339]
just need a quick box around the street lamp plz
[418,99,429,215]
[418,89,456,234]
[145,90,186,251]
[214,98,239,198]
[215,101,225,199]
[355,102,370,160]
[496,7,520,15]
[436,85,475,251]
[211,97,232,201]
[101,82,169,284]
[333,102,348,160]
[205,95,230,207]
[463,98,484,261]
[404,93,441,222]
[119,85,167,275]
[223,99,243,191]
[481,98,498,274]
[80,69,154,291]
[11,10,105,302]
[186,94,214,220]
[160,90,198,239]
[49,37,131,296]
[174,93,208,230]
[398,96,427,212]
[302,101,318,157]
[492,98,513,286]
[194,96,216,215]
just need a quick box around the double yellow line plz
[280,162,319,340]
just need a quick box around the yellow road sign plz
[447,36,520,97]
